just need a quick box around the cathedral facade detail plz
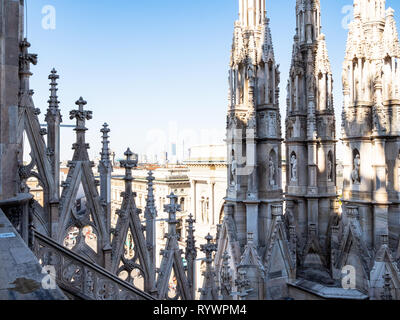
[285,0,338,283]
[216,0,400,300]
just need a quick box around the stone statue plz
[246,64,254,80]
[275,64,281,85]
[231,156,238,186]
[290,154,297,182]
[307,74,316,95]
[351,154,361,184]
[328,156,333,181]
[269,156,276,187]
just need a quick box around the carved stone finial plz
[120,148,138,183]
[70,97,92,131]
[200,233,217,263]
[164,193,181,235]
[144,171,157,219]
[19,38,38,74]
[199,233,218,300]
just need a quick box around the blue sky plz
[26,0,400,161]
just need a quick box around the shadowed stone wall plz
[0,0,24,200]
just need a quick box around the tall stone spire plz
[226,0,283,249]
[219,251,233,300]
[45,69,62,238]
[45,69,62,199]
[156,193,192,300]
[185,214,197,298]
[215,0,288,301]
[339,0,400,298]
[99,123,112,238]
[70,97,92,161]
[236,232,266,300]
[285,0,337,282]
[199,233,218,300]
[144,170,157,276]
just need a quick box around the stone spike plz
[120,148,138,183]
[48,68,60,109]
[200,233,217,264]
[100,123,111,163]
[164,193,181,237]
[185,214,197,258]
[144,171,157,220]
[70,97,92,131]
[144,170,157,274]
[69,97,92,152]
[199,233,218,300]
[185,213,197,298]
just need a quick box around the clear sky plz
[26,0,400,162]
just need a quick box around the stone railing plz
[32,230,155,300]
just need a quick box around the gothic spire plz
[70,97,92,159]
[236,232,265,299]
[120,148,137,191]
[199,233,218,300]
[185,214,197,297]
[156,193,192,300]
[100,123,111,164]
[110,148,156,292]
[45,69,62,203]
[47,68,60,111]
[99,123,112,238]
[144,170,157,275]
[220,251,233,300]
